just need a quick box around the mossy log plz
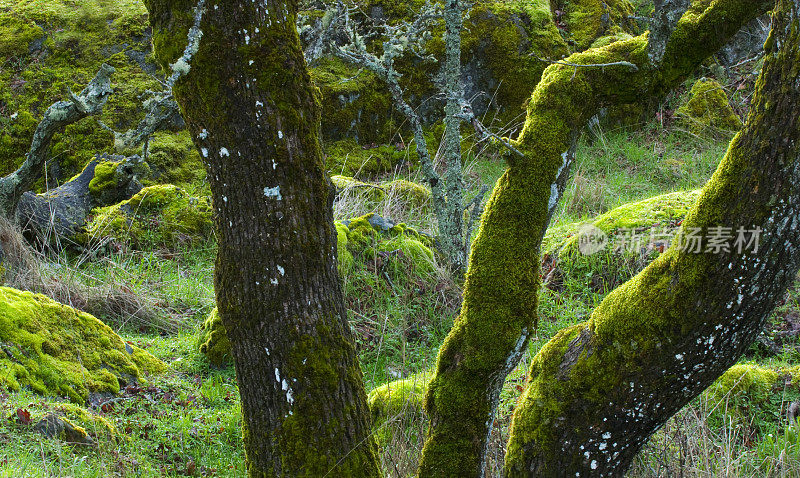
[419,1,777,476]
[16,154,143,247]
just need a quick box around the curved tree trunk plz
[505,1,800,474]
[143,1,381,476]
[418,1,773,476]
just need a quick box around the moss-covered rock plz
[86,184,213,249]
[332,175,432,211]
[141,130,207,190]
[703,363,800,437]
[676,78,743,137]
[0,286,165,404]
[0,0,160,180]
[558,0,637,50]
[367,370,433,426]
[197,308,230,366]
[325,138,415,178]
[544,189,701,297]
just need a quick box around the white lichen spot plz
[198,129,208,139]
[675,354,684,360]
[249,60,254,66]
[264,185,282,200]
[277,265,285,276]
[220,147,230,157]
[256,100,264,107]
[270,278,279,285]
[591,460,598,470]
[264,347,269,355]
[278,130,284,139]
[274,368,280,383]
[201,147,208,158]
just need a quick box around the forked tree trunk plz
[418,0,774,476]
[143,1,381,476]
[506,1,800,474]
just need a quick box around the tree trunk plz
[505,1,800,474]
[143,1,381,476]
[439,0,467,272]
[418,1,772,476]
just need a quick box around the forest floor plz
[1,101,800,477]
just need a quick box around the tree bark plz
[143,1,381,476]
[418,1,773,476]
[505,1,800,474]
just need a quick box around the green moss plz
[0,286,165,404]
[703,363,800,436]
[381,179,432,209]
[142,130,208,190]
[325,138,414,178]
[86,184,213,249]
[545,189,702,253]
[559,0,637,50]
[0,0,159,183]
[676,78,743,137]
[197,308,231,366]
[0,111,38,176]
[544,189,701,299]
[0,13,44,59]
[367,370,433,445]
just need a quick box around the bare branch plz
[0,64,115,217]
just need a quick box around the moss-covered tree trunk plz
[506,1,800,474]
[418,1,773,476]
[143,1,381,476]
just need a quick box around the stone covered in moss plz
[325,138,415,177]
[559,0,636,50]
[703,363,800,436]
[676,78,743,137]
[0,0,159,180]
[332,175,432,210]
[86,184,213,249]
[197,308,230,366]
[367,370,433,426]
[0,287,165,404]
[140,130,207,190]
[544,189,701,296]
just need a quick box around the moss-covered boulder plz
[0,0,159,180]
[703,363,800,437]
[558,0,636,50]
[332,175,432,212]
[544,189,701,297]
[86,184,213,249]
[367,370,432,427]
[676,78,743,137]
[197,308,231,366]
[0,287,165,404]
[325,138,415,178]
[139,130,207,190]
[199,214,436,363]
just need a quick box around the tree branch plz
[0,63,115,218]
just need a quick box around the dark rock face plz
[718,16,771,67]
